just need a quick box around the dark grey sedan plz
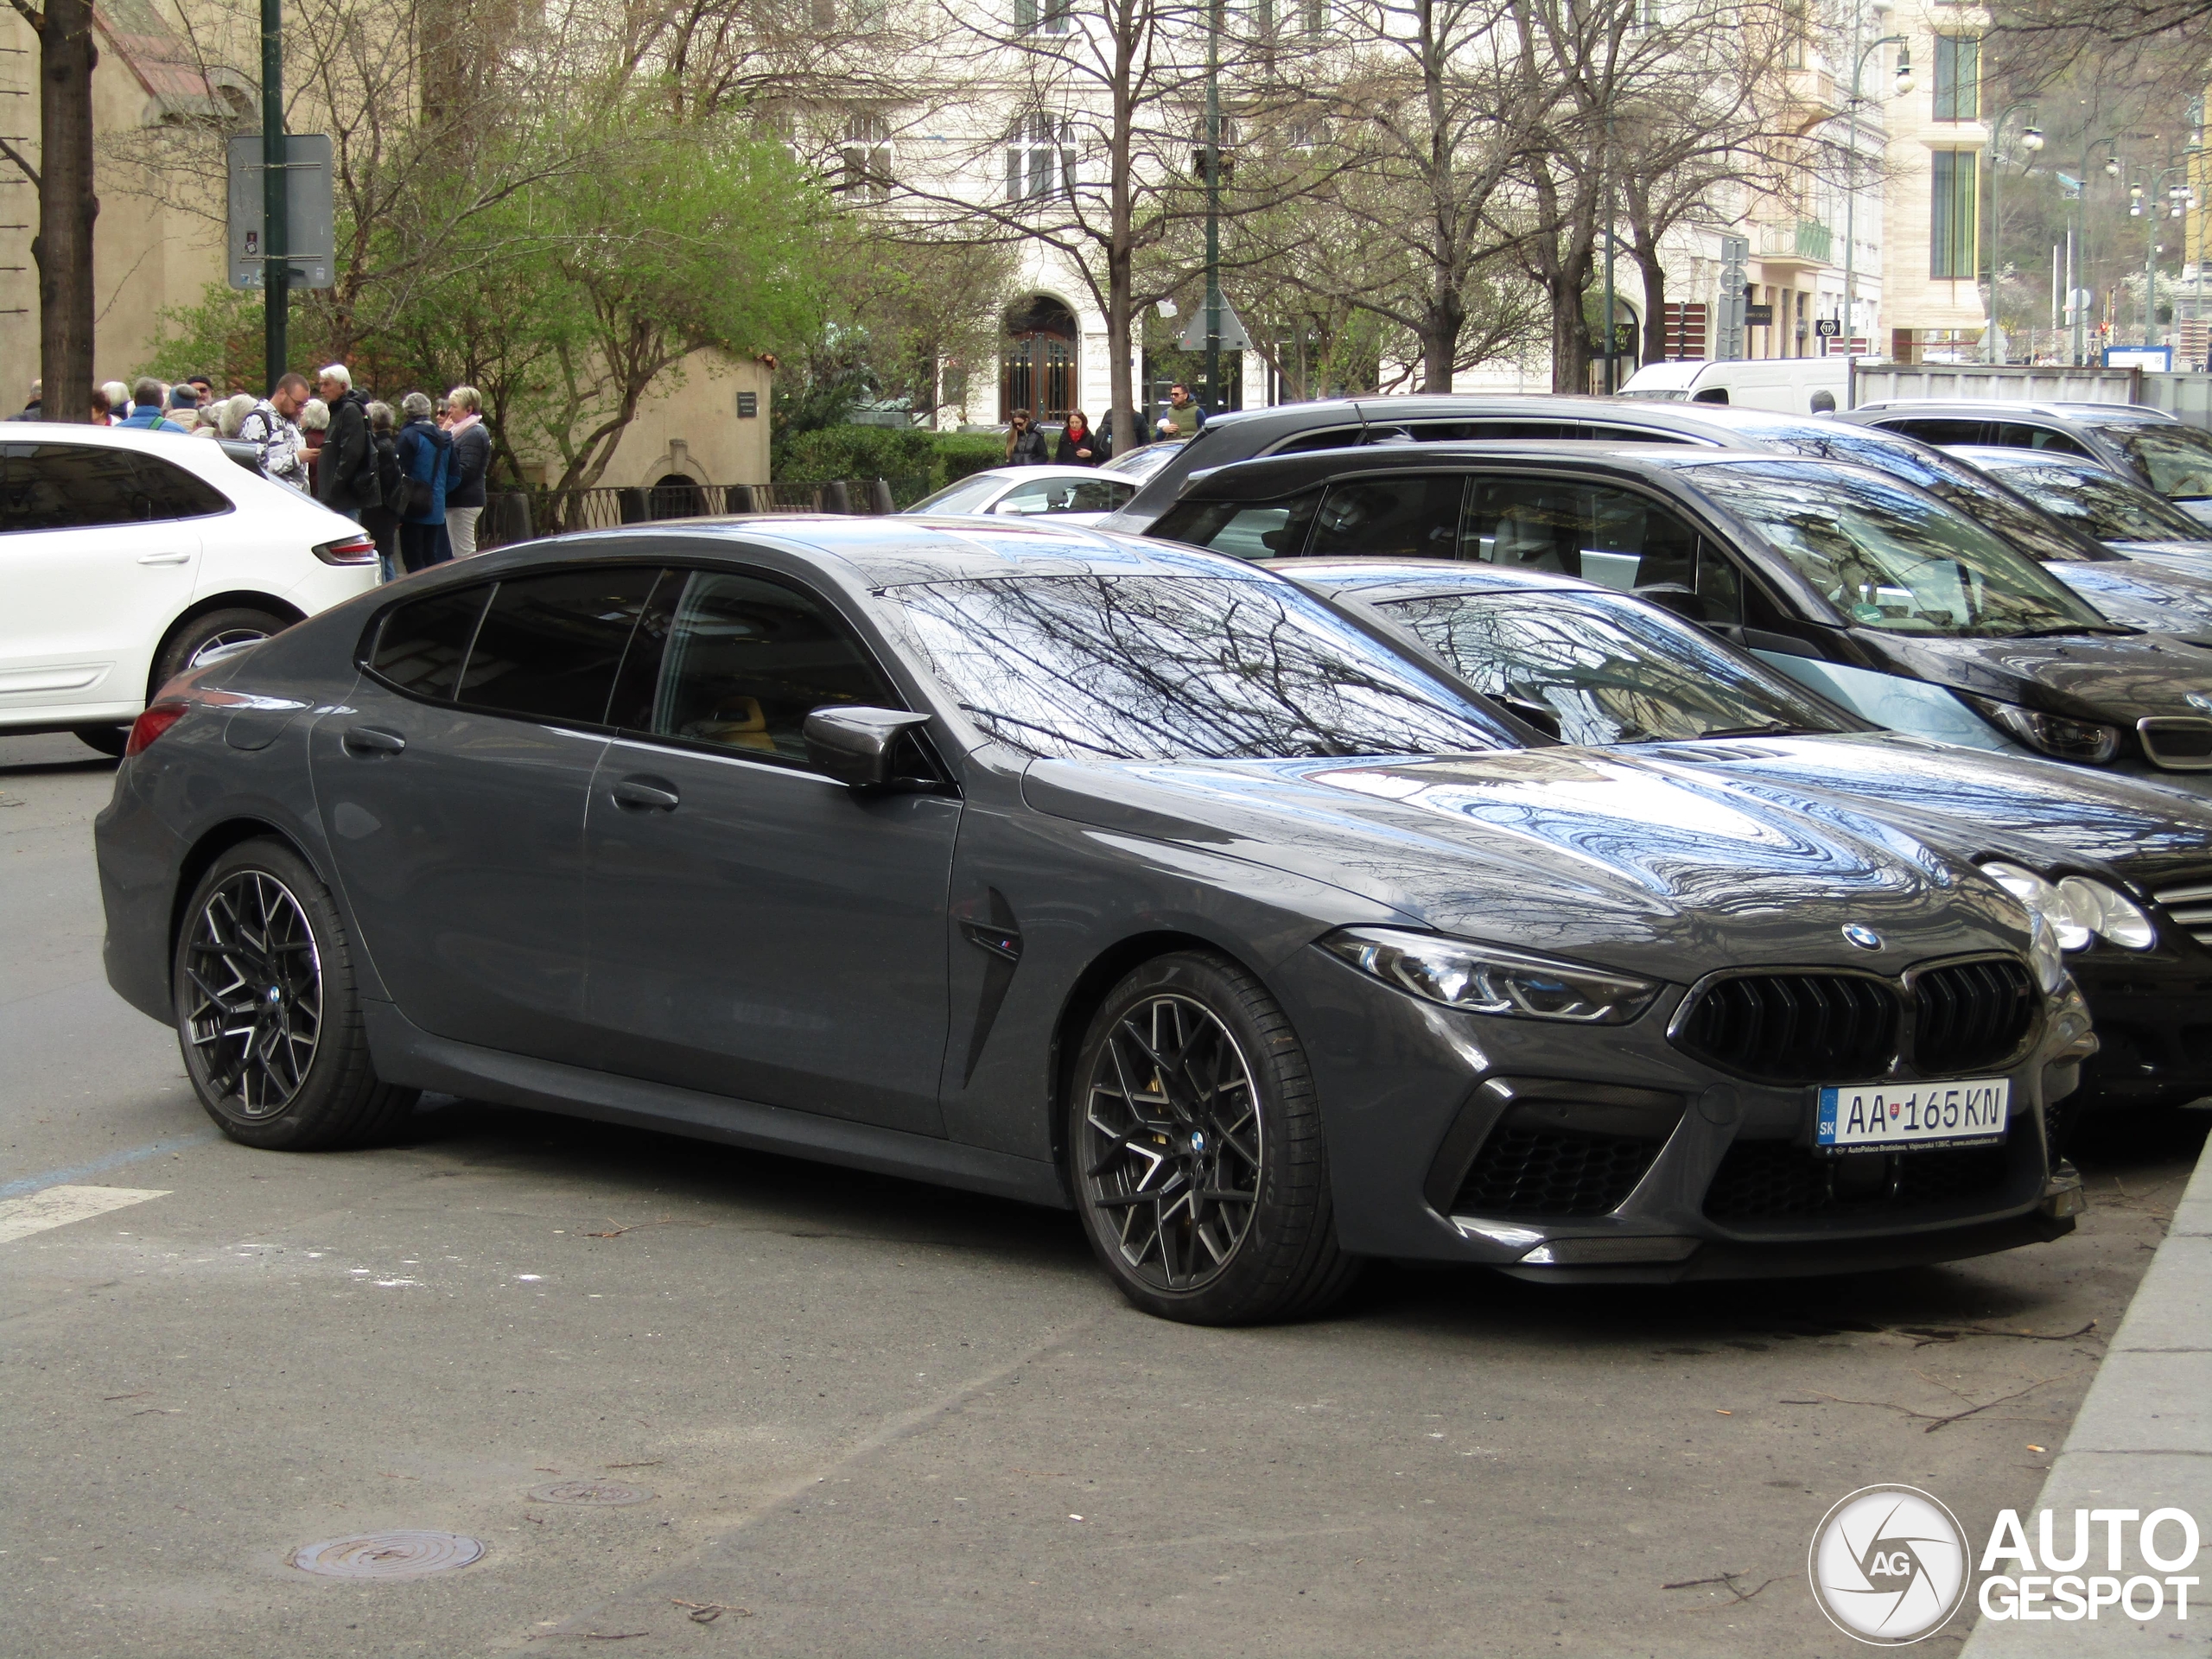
[98,519,2094,1323]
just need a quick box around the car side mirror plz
[803,706,935,791]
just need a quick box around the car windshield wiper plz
[2000,624,2139,639]
[1691,721,1827,739]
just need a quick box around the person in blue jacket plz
[392,391,454,574]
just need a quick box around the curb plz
[1960,1133,2212,1655]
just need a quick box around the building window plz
[1014,0,1071,33]
[841,113,893,200]
[1930,149,1979,278]
[1006,114,1073,201]
[1932,35,1979,122]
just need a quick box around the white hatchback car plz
[2,423,381,754]
[903,465,1137,524]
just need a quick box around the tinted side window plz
[1268,427,1364,455]
[1993,423,2091,456]
[1309,475,1468,559]
[0,443,230,531]
[1150,491,1321,559]
[370,586,492,701]
[645,569,901,766]
[454,567,662,723]
[1880,417,1988,448]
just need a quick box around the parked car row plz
[67,391,2212,1327]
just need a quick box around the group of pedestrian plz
[12,369,492,586]
[997,383,1207,468]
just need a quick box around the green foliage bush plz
[778,423,938,483]
[777,427,1011,505]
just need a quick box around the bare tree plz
[882,0,1326,445]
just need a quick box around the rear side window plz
[369,586,490,700]
[454,567,662,723]
[0,443,231,531]
[1310,475,1469,559]
[1878,417,1987,448]
[1268,426,1364,455]
[1150,490,1321,559]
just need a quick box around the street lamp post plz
[1985,105,2043,364]
[2133,161,2200,349]
[1839,6,1912,362]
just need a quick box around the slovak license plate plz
[1816,1077,2010,1152]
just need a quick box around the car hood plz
[2045,562,2212,645]
[1627,731,2212,889]
[1022,749,2025,982]
[1863,628,2212,723]
[2107,540,2212,578]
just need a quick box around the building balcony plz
[1757,219,1834,267]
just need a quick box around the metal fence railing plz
[479,475,925,550]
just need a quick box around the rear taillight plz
[314,533,379,565]
[125,701,190,758]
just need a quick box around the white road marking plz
[0,1185,170,1244]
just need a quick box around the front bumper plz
[2072,955,2212,1109]
[1274,945,2082,1278]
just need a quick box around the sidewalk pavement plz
[1961,1135,2212,1655]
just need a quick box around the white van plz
[1617,357,1853,415]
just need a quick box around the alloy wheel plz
[1079,994,1263,1292]
[183,870,323,1116]
[188,627,272,670]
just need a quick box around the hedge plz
[778,426,1013,504]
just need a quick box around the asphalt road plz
[3,729,2204,1659]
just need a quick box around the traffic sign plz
[227,134,335,289]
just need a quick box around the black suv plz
[1145,440,2212,793]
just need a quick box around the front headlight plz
[1981,861,2086,991]
[1960,695,2120,765]
[2056,874,2157,949]
[1982,861,2156,952]
[1319,926,1660,1024]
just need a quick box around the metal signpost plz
[226,134,334,290]
[1715,235,1749,361]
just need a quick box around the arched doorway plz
[1001,296,1078,423]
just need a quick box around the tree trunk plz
[1547,256,1592,393]
[1634,244,1666,367]
[1419,285,1463,393]
[36,0,97,424]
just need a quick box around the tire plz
[1068,951,1358,1325]
[73,724,129,758]
[173,838,418,1150]
[150,607,288,697]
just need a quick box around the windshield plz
[883,574,1518,761]
[1686,461,2114,638]
[908,474,1008,515]
[1981,456,2211,543]
[1101,441,1185,480]
[1719,419,2104,563]
[1372,588,1851,747]
[2100,421,2212,502]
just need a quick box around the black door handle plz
[343,726,406,755]
[612,776,680,811]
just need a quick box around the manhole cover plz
[291,1530,485,1579]
[527,1479,655,1507]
